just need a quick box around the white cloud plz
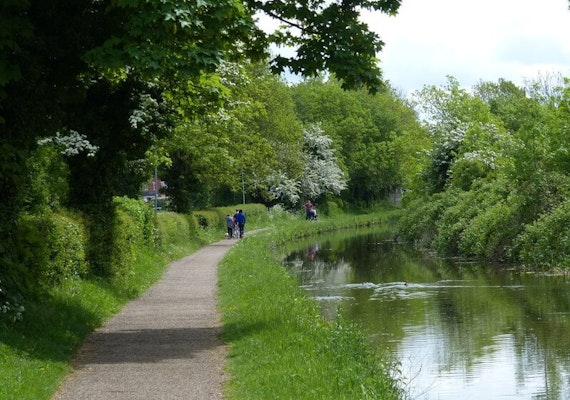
[365,0,570,95]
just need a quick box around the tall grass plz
[218,210,406,400]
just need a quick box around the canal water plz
[280,229,570,400]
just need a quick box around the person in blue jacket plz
[235,209,246,238]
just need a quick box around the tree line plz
[0,1,408,308]
[397,75,570,269]
[3,0,570,313]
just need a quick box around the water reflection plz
[280,230,570,400]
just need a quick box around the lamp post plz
[241,170,245,204]
[154,165,159,212]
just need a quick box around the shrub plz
[514,200,570,269]
[396,191,459,247]
[154,212,194,251]
[0,276,25,324]
[114,196,155,244]
[322,200,343,217]
[86,204,143,279]
[434,180,506,256]
[459,194,525,262]
[16,212,88,287]
[192,210,220,230]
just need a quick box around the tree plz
[291,78,420,204]
[412,77,510,194]
[253,0,402,94]
[267,124,347,206]
[161,61,305,211]
[299,124,347,200]
[0,0,404,284]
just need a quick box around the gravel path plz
[53,238,235,400]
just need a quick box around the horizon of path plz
[53,237,235,400]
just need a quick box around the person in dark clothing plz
[235,209,246,238]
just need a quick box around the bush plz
[514,200,570,269]
[192,210,220,230]
[395,191,458,247]
[16,212,88,288]
[86,204,144,279]
[154,212,194,251]
[213,204,270,229]
[459,194,525,262]
[434,181,507,256]
[321,200,344,217]
[114,196,155,244]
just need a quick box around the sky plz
[363,0,570,95]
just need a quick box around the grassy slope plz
[1,206,404,399]
[0,231,212,400]
[218,210,406,399]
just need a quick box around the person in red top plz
[304,200,313,220]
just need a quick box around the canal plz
[280,229,570,399]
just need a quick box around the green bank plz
[218,208,406,400]
[1,203,404,399]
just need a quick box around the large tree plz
[291,78,420,204]
[0,0,403,280]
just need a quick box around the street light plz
[154,165,159,212]
[241,170,245,204]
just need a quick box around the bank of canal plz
[280,229,570,400]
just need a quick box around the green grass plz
[0,236,207,400]
[1,206,404,399]
[218,210,406,400]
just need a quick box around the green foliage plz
[413,77,508,194]
[291,79,421,205]
[192,210,220,230]
[154,212,195,253]
[114,196,155,245]
[433,181,508,256]
[395,192,457,248]
[0,277,25,324]
[219,227,404,399]
[23,145,69,213]
[0,207,212,400]
[458,195,525,261]
[400,75,570,268]
[515,200,570,269]
[264,0,402,94]
[16,213,88,288]
[85,203,144,279]
[321,200,344,217]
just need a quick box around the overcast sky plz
[365,0,570,95]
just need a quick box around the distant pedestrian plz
[308,208,317,221]
[304,200,313,220]
[225,214,234,239]
[235,209,246,238]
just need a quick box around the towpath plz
[53,238,235,400]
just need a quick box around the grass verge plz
[0,235,210,400]
[218,209,406,400]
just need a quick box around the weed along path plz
[53,238,235,400]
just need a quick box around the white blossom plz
[38,129,99,157]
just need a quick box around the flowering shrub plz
[37,129,99,157]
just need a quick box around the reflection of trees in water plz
[281,230,570,399]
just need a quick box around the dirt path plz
[53,238,235,400]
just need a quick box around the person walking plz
[304,200,313,220]
[235,209,246,238]
[225,214,234,239]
